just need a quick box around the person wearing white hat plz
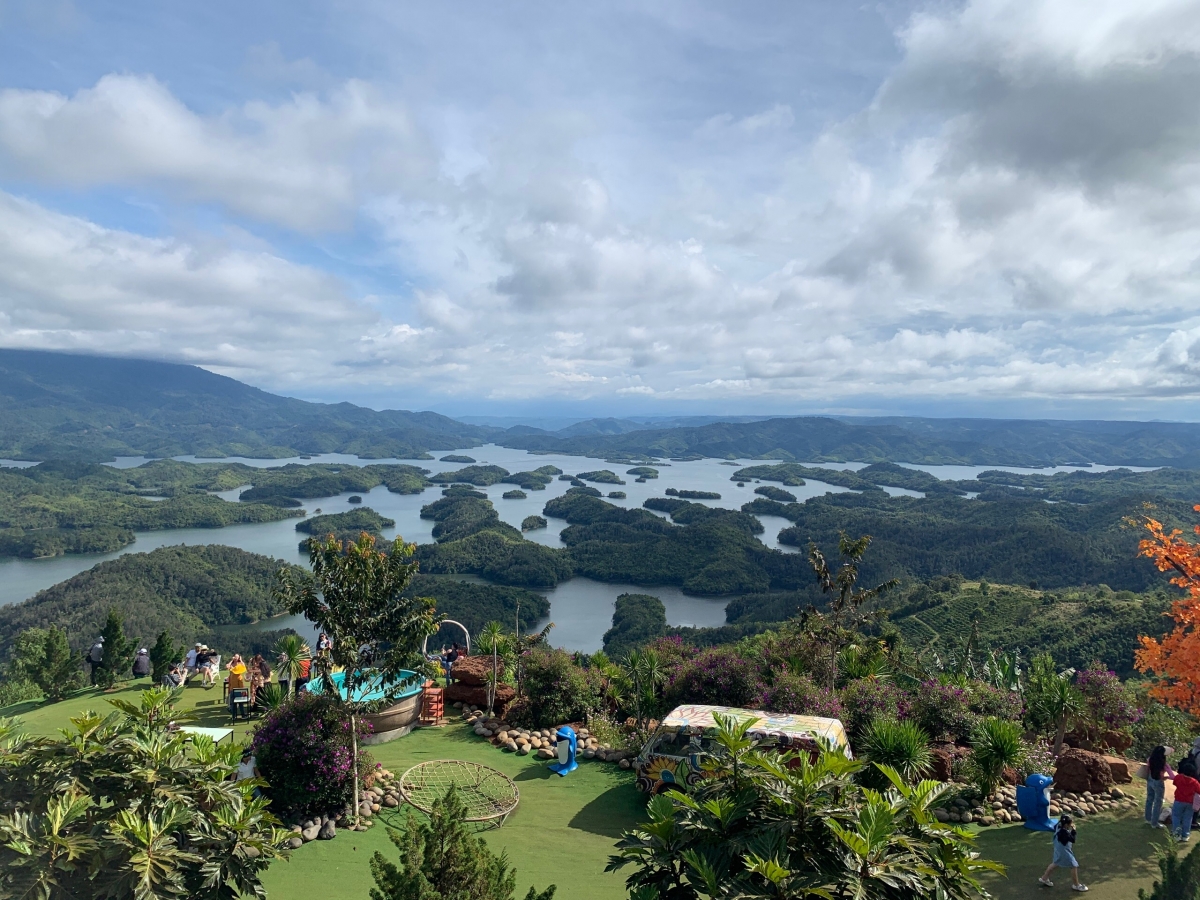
[132,648,151,679]
[87,637,105,685]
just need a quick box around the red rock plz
[929,747,954,781]
[445,682,515,712]
[1053,749,1114,794]
[447,655,493,687]
[1103,756,1132,784]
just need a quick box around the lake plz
[0,445,1150,651]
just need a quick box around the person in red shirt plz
[295,657,312,694]
[1172,759,1200,842]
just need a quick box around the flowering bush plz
[251,692,373,819]
[911,681,977,742]
[1076,663,1142,733]
[838,680,913,741]
[510,647,603,728]
[666,646,765,708]
[761,673,843,719]
[1016,741,1056,782]
[967,683,1024,722]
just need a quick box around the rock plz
[452,701,463,708]
[517,744,530,755]
[290,824,302,833]
[445,682,516,712]
[359,801,373,817]
[980,817,994,827]
[371,803,381,813]
[1054,749,1114,794]
[301,824,321,842]
[1111,788,1125,799]
[583,749,595,759]
[960,812,973,824]
[288,836,304,849]
[949,812,962,822]
[537,747,555,759]
[934,808,950,822]
[619,758,632,769]
[1103,756,1132,784]
[446,655,493,687]
[928,747,955,781]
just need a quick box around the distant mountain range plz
[4,349,1200,467]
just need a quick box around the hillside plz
[501,414,1200,468]
[0,348,495,461]
[0,545,301,656]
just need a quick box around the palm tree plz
[623,647,665,733]
[478,621,507,716]
[1026,653,1082,755]
[274,634,311,698]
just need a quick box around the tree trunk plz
[351,710,360,826]
[1053,715,1067,757]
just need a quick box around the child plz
[1039,814,1088,891]
[1172,759,1200,842]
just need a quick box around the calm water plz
[0,445,1155,652]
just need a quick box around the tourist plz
[1173,760,1200,842]
[317,632,332,658]
[1039,814,1087,891]
[132,648,151,679]
[294,656,312,694]
[249,653,270,704]
[162,663,183,688]
[87,637,104,685]
[226,654,248,714]
[1146,745,1176,827]
[185,643,200,678]
[445,643,461,687]
[196,646,218,688]
[236,749,262,797]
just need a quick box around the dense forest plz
[406,576,549,645]
[0,545,304,658]
[0,348,494,461]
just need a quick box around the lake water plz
[0,445,1157,652]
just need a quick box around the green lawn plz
[3,682,1173,900]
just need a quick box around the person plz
[196,646,218,688]
[132,648,151,679]
[317,632,332,657]
[444,643,461,687]
[185,643,200,678]
[162,663,183,688]
[1173,760,1200,842]
[226,654,248,691]
[249,653,270,704]
[1039,814,1087,891]
[87,637,104,685]
[294,656,312,694]
[1146,745,1176,827]
[236,749,262,796]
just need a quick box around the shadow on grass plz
[514,765,555,783]
[568,784,642,838]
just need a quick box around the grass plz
[3,681,1175,900]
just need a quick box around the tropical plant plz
[1139,837,1200,900]
[838,679,913,742]
[252,690,374,820]
[968,717,1026,798]
[0,686,290,900]
[257,682,286,712]
[1025,654,1083,754]
[274,633,312,696]
[1135,505,1200,717]
[478,620,511,716]
[148,629,186,684]
[624,646,667,732]
[510,646,602,728]
[1075,662,1142,738]
[607,712,1003,899]
[911,680,977,742]
[275,532,439,824]
[370,785,556,900]
[95,609,136,690]
[805,532,899,690]
[860,718,934,790]
[5,625,83,703]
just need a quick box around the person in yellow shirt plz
[226,654,248,690]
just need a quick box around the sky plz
[1,0,1199,420]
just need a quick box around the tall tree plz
[1136,506,1200,716]
[275,532,439,824]
[7,626,83,703]
[806,533,898,690]
[96,610,136,690]
[148,630,186,684]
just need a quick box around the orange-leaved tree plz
[1135,505,1200,716]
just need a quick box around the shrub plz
[967,683,1023,722]
[838,679,912,742]
[911,681,976,742]
[969,717,1026,798]
[1132,700,1198,761]
[860,718,932,789]
[666,646,764,708]
[1016,740,1056,782]
[511,647,602,728]
[761,672,843,719]
[252,692,374,820]
[5,625,83,702]
[1077,662,1142,733]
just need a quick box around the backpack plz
[89,644,103,663]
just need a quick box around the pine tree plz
[95,610,136,690]
[7,626,83,703]
[148,630,186,683]
[1140,838,1200,900]
[370,786,556,900]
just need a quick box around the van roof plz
[659,704,851,755]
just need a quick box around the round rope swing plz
[399,759,519,826]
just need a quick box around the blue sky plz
[1,0,1199,420]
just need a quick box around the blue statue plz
[1016,773,1057,831]
[548,725,578,776]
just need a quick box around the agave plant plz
[274,634,311,697]
[860,718,933,789]
[969,716,1026,797]
[256,683,285,712]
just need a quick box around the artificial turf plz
[3,681,1177,900]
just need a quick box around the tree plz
[969,717,1026,798]
[478,621,510,716]
[1139,838,1200,900]
[274,633,312,697]
[0,686,291,899]
[95,610,136,690]
[1025,654,1083,756]
[1136,507,1200,716]
[622,647,666,734]
[806,533,899,690]
[7,626,83,703]
[275,532,439,824]
[370,785,556,900]
[148,630,186,684]
[607,712,1002,900]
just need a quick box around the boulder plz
[933,808,950,822]
[288,836,304,849]
[1054,749,1114,795]
[1102,756,1132,784]
[447,655,492,687]
[301,824,321,842]
[318,820,337,839]
[445,682,516,712]
[537,747,555,759]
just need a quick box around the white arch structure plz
[423,620,471,655]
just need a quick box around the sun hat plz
[137,648,147,654]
